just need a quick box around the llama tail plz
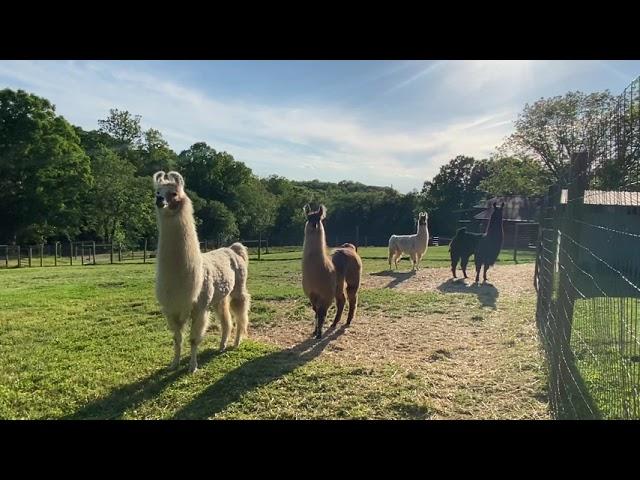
[449,227,467,252]
[229,242,249,264]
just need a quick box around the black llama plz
[449,202,504,283]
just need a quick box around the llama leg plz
[461,256,469,279]
[483,264,490,283]
[388,249,394,270]
[315,306,328,339]
[216,297,232,352]
[231,292,251,348]
[346,284,359,326]
[475,261,481,283]
[166,314,184,370]
[189,309,210,373]
[451,254,460,278]
[331,283,346,328]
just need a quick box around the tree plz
[195,199,239,244]
[0,89,92,243]
[97,108,143,151]
[479,156,551,197]
[176,142,253,206]
[501,91,616,183]
[136,128,177,176]
[82,146,154,243]
[421,155,490,235]
[235,177,277,239]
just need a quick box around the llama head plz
[490,202,505,222]
[418,211,428,226]
[153,170,187,215]
[303,204,327,233]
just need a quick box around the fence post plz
[54,242,58,267]
[92,241,96,265]
[81,243,85,266]
[110,243,114,264]
[143,239,147,264]
[5,246,8,268]
[513,223,519,264]
[28,247,32,267]
[69,242,73,266]
[40,244,44,267]
[118,243,122,262]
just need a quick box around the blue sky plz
[1,60,639,192]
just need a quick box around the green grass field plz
[0,246,544,419]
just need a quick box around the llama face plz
[490,202,504,222]
[153,171,185,215]
[418,212,428,226]
[303,204,326,232]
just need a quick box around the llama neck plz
[416,224,428,236]
[157,197,202,266]
[303,225,330,261]
[485,218,503,238]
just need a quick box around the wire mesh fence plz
[534,75,640,419]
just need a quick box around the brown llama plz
[301,204,362,339]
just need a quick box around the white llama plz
[153,171,251,373]
[388,212,429,271]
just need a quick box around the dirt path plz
[252,263,549,419]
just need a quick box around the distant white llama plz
[388,212,429,271]
[153,171,251,373]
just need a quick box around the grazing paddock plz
[0,246,548,419]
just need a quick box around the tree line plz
[0,87,620,246]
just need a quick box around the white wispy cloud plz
[0,60,519,193]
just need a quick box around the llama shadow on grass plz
[63,349,227,420]
[64,326,346,420]
[437,278,499,309]
[171,325,347,419]
[370,269,416,289]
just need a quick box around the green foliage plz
[421,155,490,236]
[479,156,551,197]
[0,89,92,243]
[501,91,615,183]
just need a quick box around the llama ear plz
[319,204,327,220]
[303,204,311,216]
[167,171,185,189]
[153,171,166,186]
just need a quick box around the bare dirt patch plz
[251,263,549,419]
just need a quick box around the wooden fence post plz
[40,244,44,267]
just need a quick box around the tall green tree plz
[479,156,551,197]
[0,89,92,243]
[421,155,490,235]
[501,91,615,183]
[82,146,154,243]
[176,142,253,206]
